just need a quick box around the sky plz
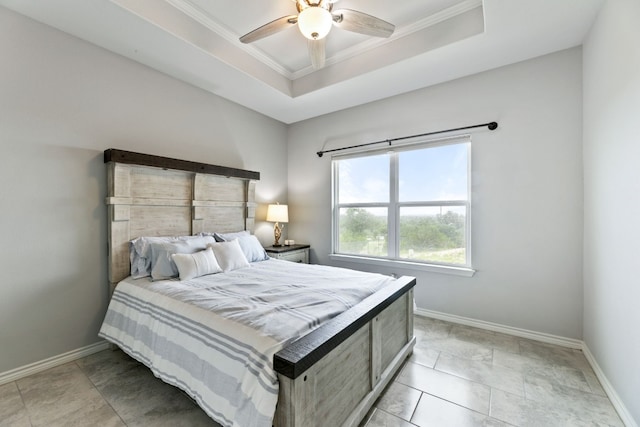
[337,142,469,205]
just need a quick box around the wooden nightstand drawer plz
[276,249,308,263]
[265,244,310,264]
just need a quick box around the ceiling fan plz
[239,0,395,69]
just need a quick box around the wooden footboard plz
[273,276,416,427]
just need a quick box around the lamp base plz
[273,222,283,247]
[272,244,283,247]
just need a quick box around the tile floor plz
[0,316,624,427]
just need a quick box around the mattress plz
[99,258,393,427]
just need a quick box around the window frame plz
[331,136,474,276]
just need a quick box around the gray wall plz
[3,5,638,423]
[583,0,640,423]
[288,48,584,339]
[0,7,287,374]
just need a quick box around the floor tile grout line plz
[13,380,34,427]
[407,390,423,424]
[73,360,128,426]
[486,386,519,427]
[432,349,442,370]
[375,407,420,426]
[422,350,531,399]
[420,389,500,420]
[517,374,623,426]
[495,348,606,397]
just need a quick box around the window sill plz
[328,254,476,277]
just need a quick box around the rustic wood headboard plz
[104,149,260,288]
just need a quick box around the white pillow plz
[129,235,214,278]
[208,240,250,272]
[172,248,222,280]
[236,235,269,262]
[149,236,216,281]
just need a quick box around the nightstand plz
[265,244,310,264]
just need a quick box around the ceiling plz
[0,0,603,124]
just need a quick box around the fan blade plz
[240,15,298,44]
[332,9,395,38]
[308,39,326,69]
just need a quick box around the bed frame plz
[104,149,416,427]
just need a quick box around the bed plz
[100,149,416,427]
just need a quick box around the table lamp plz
[266,203,288,246]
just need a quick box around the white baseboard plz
[582,344,638,427]
[414,308,583,349]
[414,308,637,427]
[0,341,110,386]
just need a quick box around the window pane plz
[399,143,468,202]
[337,155,389,203]
[338,207,388,256]
[399,206,466,265]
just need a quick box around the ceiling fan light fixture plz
[298,7,333,40]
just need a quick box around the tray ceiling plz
[0,0,603,123]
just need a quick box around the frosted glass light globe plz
[298,7,332,40]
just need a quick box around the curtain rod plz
[316,121,498,158]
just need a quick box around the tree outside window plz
[332,138,471,268]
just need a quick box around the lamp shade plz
[298,6,333,40]
[266,204,289,223]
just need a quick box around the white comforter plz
[99,259,393,427]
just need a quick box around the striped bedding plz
[99,258,394,427]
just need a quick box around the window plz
[332,137,471,269]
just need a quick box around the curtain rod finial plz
[488,122,498,130]
[317,151,324,157]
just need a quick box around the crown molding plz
[292,0,483,79]
[164,0,296,78]
[165,0,482,81]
